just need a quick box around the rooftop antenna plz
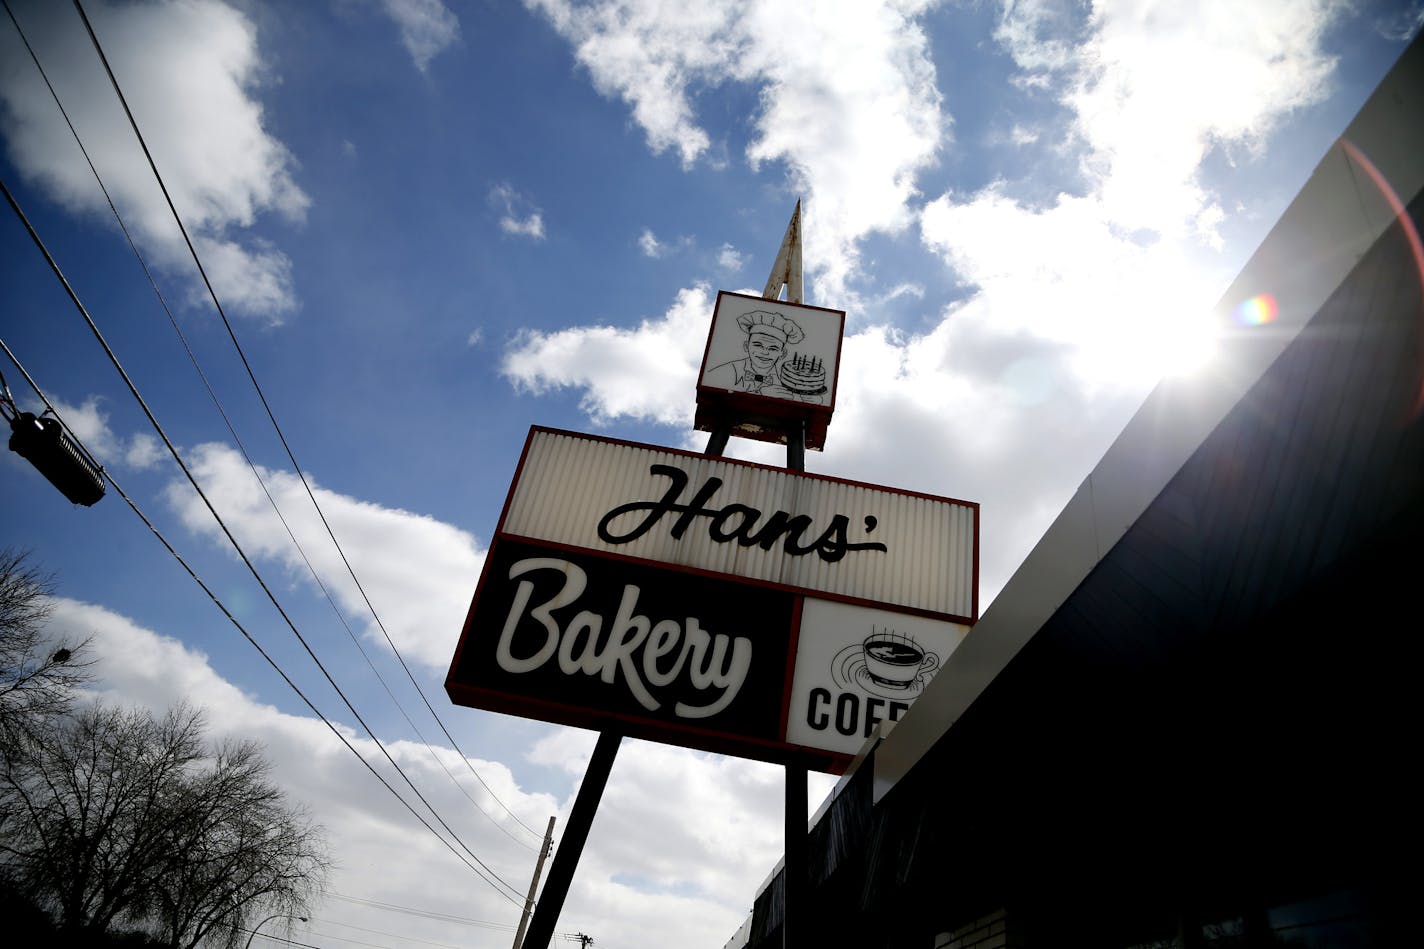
[762,199,804,304]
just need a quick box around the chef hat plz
[736,310,805,345]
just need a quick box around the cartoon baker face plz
[704,308,812,397]
[746,329,785,374]
[739,310,804,375]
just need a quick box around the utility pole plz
[511,816,557,949]
[574,934,594,949]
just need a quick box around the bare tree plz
[0,548,90,751]
[0,702,326,947]
[151,739,326,949]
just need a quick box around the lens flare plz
[1234,294,1278,326]
[1340,138,1424,418]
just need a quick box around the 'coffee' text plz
[806,688,910,738]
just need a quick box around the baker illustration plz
[705,309,827,403]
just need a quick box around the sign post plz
[518,733,619,949]
[716,203,810,949]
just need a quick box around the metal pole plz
[786,420,805,473]
[521,731,622,949]
[783,422,807,949]
[705,425,731,456]
[512,816,557,949]
[783,762,808,949]
[702,403,809,949]
[764,202,808,948]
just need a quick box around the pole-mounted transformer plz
[7,411,106,506]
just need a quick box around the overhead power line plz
[0,332,519,907]
[64,0,542,845]
[1,0,538,852]
[327,892,586,940]
[0,175,524,906]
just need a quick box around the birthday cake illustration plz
[778,353,827,397]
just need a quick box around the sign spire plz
[761,199,803,304]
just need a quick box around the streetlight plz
[244,913,309,949]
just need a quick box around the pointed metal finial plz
[762,199,804,304]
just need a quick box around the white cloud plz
[489,183,546,240]
[501,212,546,239]
[378,0,461,71]
[124,433,162,470]
[524,0,947,299]
[0,0,308,322]
[638,227,695,259]
[1074,0,1343,237]
[523,0,731,166]
[639,227,665,257]
[920,187,1219,388]
[502,284,712,426]
[716,242,745,273]
[1374,2,1424,41]
[910,0,1343,390]
[988,0,1345,239]
[1008,123,1039,146]
[877,282,925,304]
[160,443,484,670]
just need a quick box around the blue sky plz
[2,1,1421,947]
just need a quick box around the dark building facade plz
[735,30,1423,949]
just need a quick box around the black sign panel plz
[447,539,797,758]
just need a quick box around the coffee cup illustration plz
[861,630,938,689]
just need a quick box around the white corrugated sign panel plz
[501,429,977,619]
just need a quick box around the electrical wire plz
[0,0,538,852]
[0,364,16,422]
[310,918,498,948]
[0,174,524,905]
[241,935,328,949]
[327,892,586,941]
[0,333,521,907]
[66,0,542,844]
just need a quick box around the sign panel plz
[447,539,800,760]
[694,291,845,450]
[698,291,844,408]
[502,428,978,622]
[447,426,980,771]
[784,598,969,757]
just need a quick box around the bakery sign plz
[694,291,844,451]
[446,428,978,772]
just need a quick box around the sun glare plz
[1154,305,1220,377]
[1069,298,1221,390]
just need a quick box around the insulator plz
[7,411,106,506]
